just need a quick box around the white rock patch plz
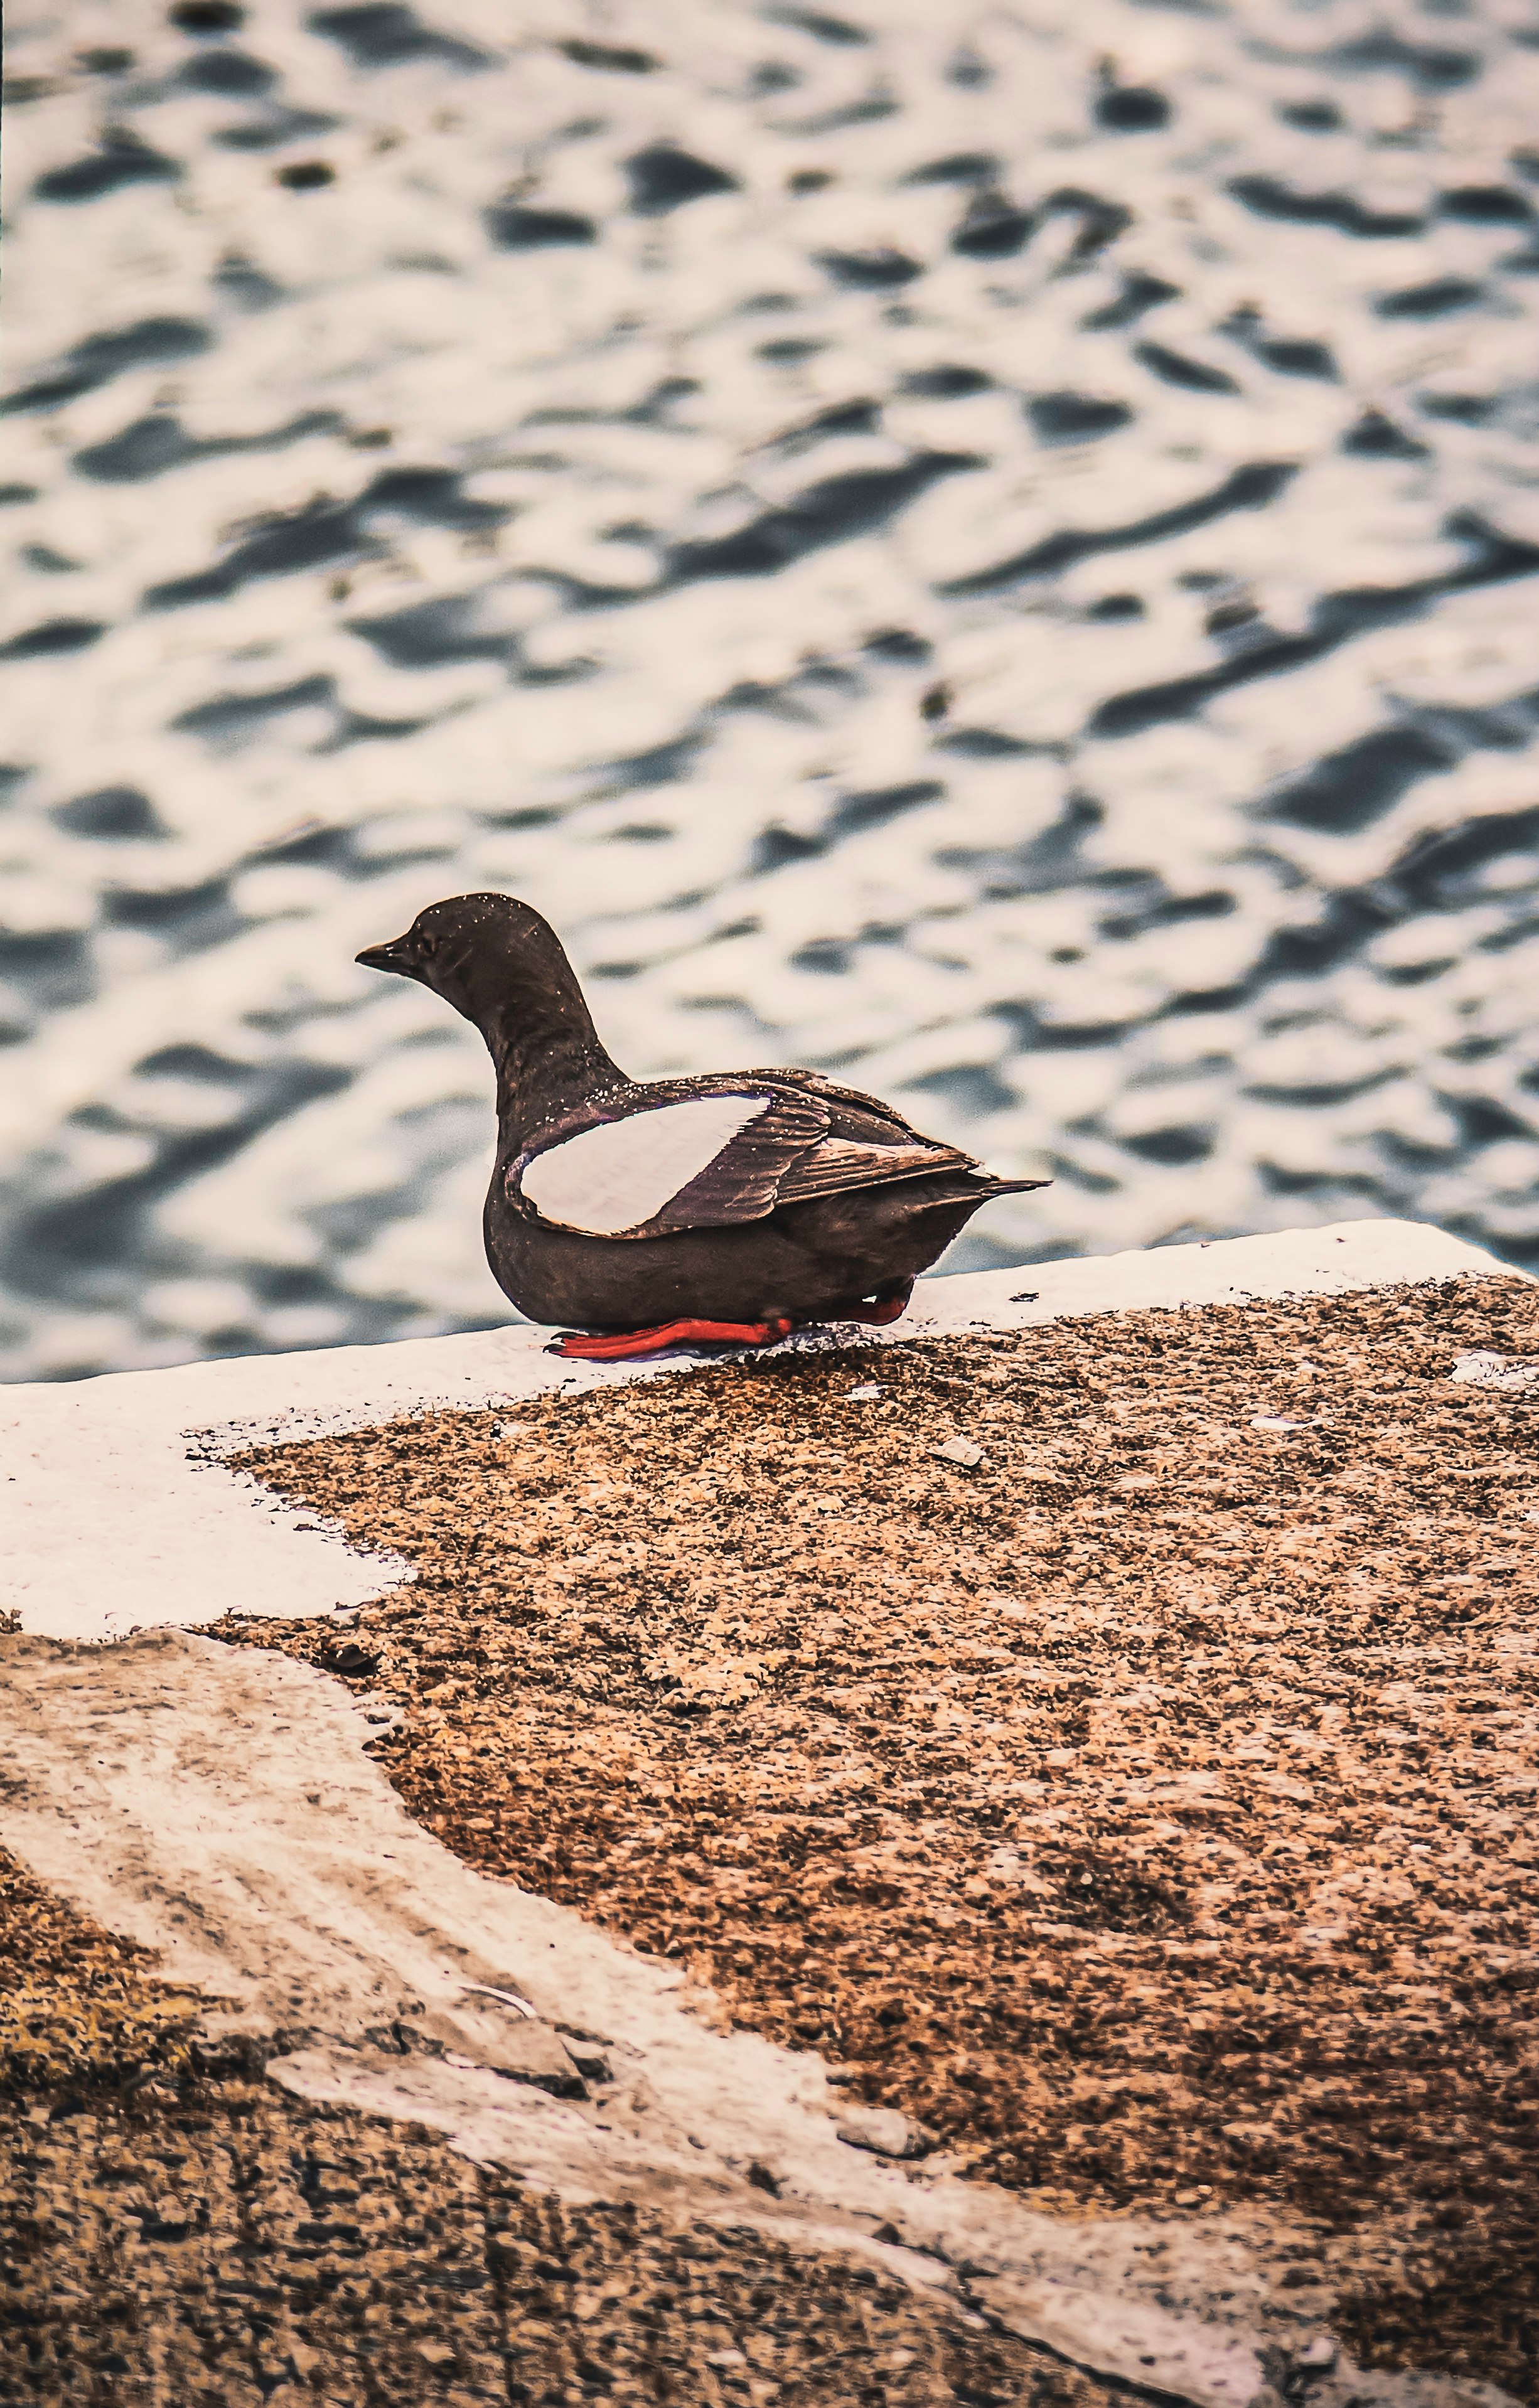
[0,1221,1521,1645]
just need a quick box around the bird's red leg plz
[549,1316,794,1362]
[840,1280,914,1327]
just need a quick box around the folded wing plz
[775,1134,977,1203]
[513,1089,826,1236]
[511,1076,1025,1240]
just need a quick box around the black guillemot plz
[357,892,1048,1360]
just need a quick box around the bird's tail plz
[895,1170,1051,1221]
[965,1174,1052,1199]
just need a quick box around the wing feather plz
[646,1093,828,1231]
[511,1088,828,1238]
[741,1066,924,1144]
[775,1135,977,1204]
[510,1074,1018,1239]
[519,1095,776,1235]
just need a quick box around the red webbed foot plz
[840,1281,914,1327]
[549,1316,794,1362]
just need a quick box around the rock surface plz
[2,1234,1533,2404]
[220,1273,1538,2399]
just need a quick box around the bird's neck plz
[483,1000,625,1150]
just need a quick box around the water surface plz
[3,0,1538,1378]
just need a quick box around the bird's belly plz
[485,1214,807,1329]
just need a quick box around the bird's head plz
[357,892,616,1106]
[356,891,562,1011]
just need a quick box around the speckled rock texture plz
[1,2089,1111,2408]
[223,1275,1538,2399]
[0,1843,1122,2407]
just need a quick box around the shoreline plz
[3,1224,1535,2406]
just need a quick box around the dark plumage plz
[356,893,1048,1357]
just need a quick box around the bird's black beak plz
[355,935,419,977]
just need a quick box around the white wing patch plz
[520,1094,771,1235]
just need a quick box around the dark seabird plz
[357,892,1048,1359]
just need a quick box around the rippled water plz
[3,0,1538,1381]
